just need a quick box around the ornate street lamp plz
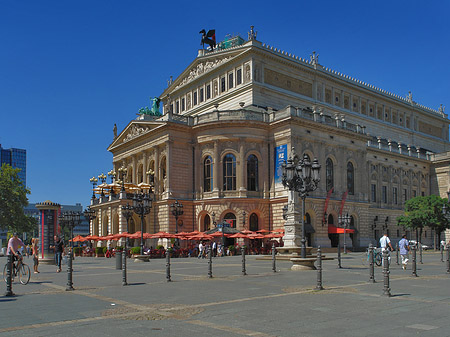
[90,176,98,199]
[83,207,96,235]
[131,192,152,255]
[59,211,81,291]
[98,173,107,196]
[121,203,133,286]
[338,213,351,254]
[171,200,184,246]
[108,170,116,196]
[281,149,321,258]
[117,166,127,192]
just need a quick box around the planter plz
[96,253,105,258]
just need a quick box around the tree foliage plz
[0,164,36,233]
[397,195,449,235]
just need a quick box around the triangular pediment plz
[161,42,253,96]
[108,121,165,151]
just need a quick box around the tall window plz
[236,68,242,85]
[393,187,398,205]
[223,153,236,191]
[249,213,258,231]
[247,155,258,191]
[193,92,198,105]
[228,73,234,89]
[382,186,387,204]
[403,189,408,202]
[200,88,204,102]
[221,77,226,93]
[176,101,179,114]
[203,156,213,192]
[181,98,185,111]
[206,85,211,99]
[347,162,354,195]
[326,158,334,192]
[371,184,377,202]
[203,214,210,232]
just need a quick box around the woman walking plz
[32,238,40,273]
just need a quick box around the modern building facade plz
[0,144,26,187]
[90,28,450,249]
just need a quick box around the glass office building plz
[0,144,26,187]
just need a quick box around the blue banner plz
[275,144,287,185]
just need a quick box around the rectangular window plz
[170,104,173,114]
[176,101,179,114]
[181,98,185,111]
[200,88,204,102]
[382,186,387,203]
[236,68,242,85]
[221,77,226,93]
[371,184,377,202]
[403,189,408,202]
[421,191,425,196]
[393,187,398,205]
[206,85,211,99]
[228,73,234,89]
[413,190,417,197]
[193,92,197,105]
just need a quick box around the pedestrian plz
[31,238,40,273]
[198,242,204,259]
[50,235,64,272]
[398,234,409,270]
[379,232,393,265]
[212,241,217,257]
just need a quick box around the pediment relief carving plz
[175,56,233,89]
[123,124,151,143]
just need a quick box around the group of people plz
[379,233,425,270]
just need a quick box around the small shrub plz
[156,245,165,250]
[95,247,104,255]
[102,247,107,254]
[131,247,141,255]
[73,247,82,254]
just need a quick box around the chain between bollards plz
[446,244,450,274]
[337,241,342,268]
[382,249,391,297]
[122,245,127,286]
[272,244,276,273]
[208,247,213,278]
[5,253,14,296]
[241,247,247,276]
[66,249,74,291]
[396,243,399,265]
[166,249,171,282]
[369,244,375,283]
[316,246,323,290]
[411,244,418,277]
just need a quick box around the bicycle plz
[362,247,382,267]
[3,254,31,285]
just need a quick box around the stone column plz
[238,141,246,195]
[213,140,220,193]
[143,151,148,184]
[132,155,137,184]
[155,146,160,195]
[166,141,172,196]
[283,190,302,250]
[194,143,201,197]
[261,144,269,198]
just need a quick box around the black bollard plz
[382,249,391,297]
[411,244,418,277]
[396,243,399,265]
[419,242,423,264]
[116,249,122,270]
[208,247,213,278]
[166,250,171,282]
[66,248,74,291]
[369,244,375,283]
[5,253,14,297]
[122,249,127,286]
[316,246,323,290]
[446,245,450,274]
[440,243,444,262]
[337,241,342,269]
[241,247,247,276]
[272,244,276,273]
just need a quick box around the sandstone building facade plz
[90,29,450,249]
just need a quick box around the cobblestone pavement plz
[1,251,449,337]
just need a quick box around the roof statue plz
[310,51,319,66]
[113,123,117,139]
[248,25,257,40]
[199,29,216,51]
[138,97,162,116]
[439,104,446,114]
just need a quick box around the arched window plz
[203,156,213,192]
[247,155,258,191]
[305,213,311,224]
[326,158,334,192]
[223,154,236,191]
[203,214,211,232]
[249,213,258,231]
[347,162,354,195]
[224,212,236,228]
[161,157,167,192]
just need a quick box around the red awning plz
[328,225,355,234]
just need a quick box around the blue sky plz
[1,0,449,208]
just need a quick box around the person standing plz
[31,238,40,273]
[379,233,393,264]
[398,235,409,270]
[51,235,64,272]
[198,242,204,259]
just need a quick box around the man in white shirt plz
[379,233,393,264]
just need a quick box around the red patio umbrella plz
[210,231,228,238]
[85,235,101,241]
[189,233,213,241]
[240,230,255,235]
[264,233,284,239]
[229,233,248,239]
[112,232,131,239]
[256,229,269,234]
[152,231,176,239]
[247,233,265,239]
[71,235,86,242]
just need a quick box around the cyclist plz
[6,232,28,272]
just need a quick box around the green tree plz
[397,194,449,242]
[0,163,36,234]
